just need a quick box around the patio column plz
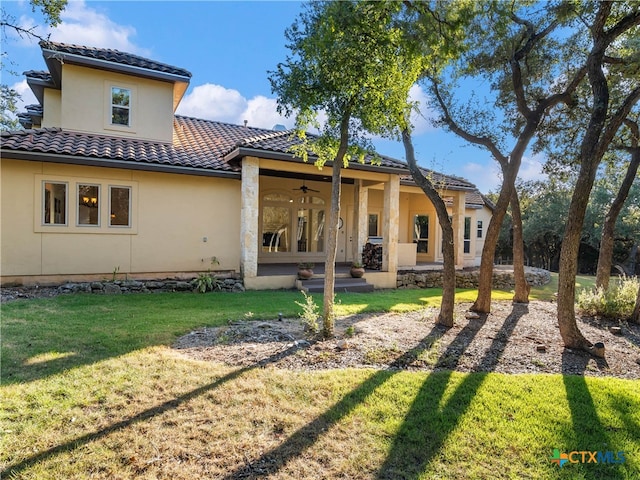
[354,180,369,262]
[240,156,259,278]
[452,190,465,269]
[382,174,399,273]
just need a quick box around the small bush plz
[295,291,319,335]
[577,276,638,319]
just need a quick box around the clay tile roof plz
[0,118,247,174]
[400,169,476,191]
[230,129,409,171]
[2,116,488,204]
[39,41,192,79]
[23,70,53,82]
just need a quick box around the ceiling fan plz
[293,181,319,194]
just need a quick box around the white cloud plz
[518,154,548,184]
[408,84,435,135]
[50,1,148,55]
[176,83,293,130]
[12,79,38,110]
[7,1,147,55]
[242,95,295,130]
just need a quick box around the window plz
[297,198,325,253]
[261,192,325,255]
[43,182,67,225]
[464,217,471,254]
[110,186,131,227]
[413,215,429,254]
[77,184,100,226]
[262,206,291,252]
[477,220,483,238]
[368,213,379,237]
[111,87,131,126]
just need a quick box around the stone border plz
[55,277,246,295]
[397,266,550,290]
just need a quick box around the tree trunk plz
[595,141,639,290]
[557,8,609,351]
[632,283,640,324]
[322,113,351,339]
[557,173,594,350]
[511,189,530,303]
[471,163,519,313]
[402,129,455,327]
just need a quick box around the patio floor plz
[256,262,445,277]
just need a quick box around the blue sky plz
[2,0,547,193]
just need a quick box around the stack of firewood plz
[362,242,383,270]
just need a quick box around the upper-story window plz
[111,87,131,126]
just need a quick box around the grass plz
[529,272,597,301]
[1,282,638,479]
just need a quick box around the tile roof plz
[228,128,410,172]
[400,170,476,191]
[2,115,489,207]
[39,41,192,79]
[23,70,54,83]
[1,117,269,174]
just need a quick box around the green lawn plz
[1,285,638,479]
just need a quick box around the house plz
[0,41,493,290]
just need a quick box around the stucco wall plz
[1,159,241,282]
[41,64,174,143]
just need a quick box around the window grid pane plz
[111,87,130,126]
[78,184,100,226]
[110,186,131,226]
[43,182,67,225]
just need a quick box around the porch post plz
[354,180,369,263]
[240,157,259,278]
[382,174,399,273]
[452,190,465,269]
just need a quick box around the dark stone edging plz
[1,276,246,302]
[397,267,551,290]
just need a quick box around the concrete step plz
[298,277,374,293]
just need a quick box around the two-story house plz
[1,41,493,289]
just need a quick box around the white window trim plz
[104,81,137,134]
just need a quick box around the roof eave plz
[399,178,476,192]
[42,48,192,85]
[1,149,241,179]
[225,146,411,176]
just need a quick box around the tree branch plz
[430,77,508,165]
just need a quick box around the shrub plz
[295,290,319,335]
[577,276,639,319]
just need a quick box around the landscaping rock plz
[103,283,122,294]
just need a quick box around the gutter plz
[1,150,241,180]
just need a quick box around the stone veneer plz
[55,276,245,295]
[397,266,551,290]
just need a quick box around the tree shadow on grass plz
[375,303,529,479]
[561,350,630,479]
[1,343,303,478]
[220,308,500,479]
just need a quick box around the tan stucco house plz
[1,41,493,290]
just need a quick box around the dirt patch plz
[173,301,640,379]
